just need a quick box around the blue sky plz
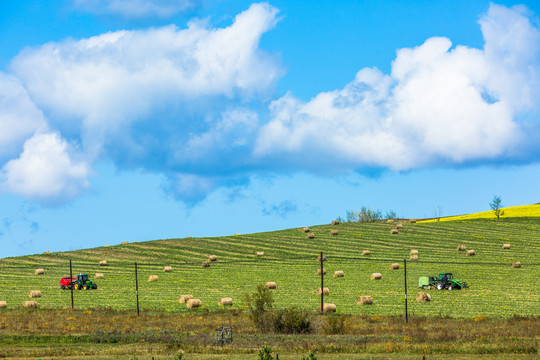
[1,0,540,258]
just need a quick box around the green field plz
[0,217,539,318]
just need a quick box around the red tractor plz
[60,273,97,290]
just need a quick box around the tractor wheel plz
[93,284,97,290]
[84,284,89,290]
[436,282,444,290]
[74,283,79,290]
[447,285,453,291]
[61,285,65,290]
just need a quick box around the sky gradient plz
[1,0,539,258]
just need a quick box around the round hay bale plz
[457,245,466,251]
[409,254,419,261]
[104,245,110,247]
[95,273,104,279]
[390,229,399,234]
[148,275,158,282]
[361,250,370,256]
[502,243,511,249]
[316,268,326,275]
[201,262,210,268]
[356,296,373,305]
[416,292,431,302]
[43,251,50,254]
[331,220,340,225]
[396,223,403,230]
[29,290,41,298]
[323,303,336,313]
[306,232,315,239]
[410,249,419,255]
[410,219,417,223]
[99,260,108,266]
[302,227,310,233]
[186,299,202,309]
[121,241,129,245]
[466,250,476,256]
[163,266,172,272]
[34,269,44,275]
[317,255,327,262]
[256,251,265,257]
[179,295,194,303]
[387,219,394,223]
[330,230,338,236]
[333,270,344,278]
[0,301,7,309]
[389,263,400,270]
[208,255,217,262]
[23,301,38,309]
[218,297,233,306]
[264,281,277,289]
[370,273,382,280]
[511,261,521,268]
[317,287,330,295]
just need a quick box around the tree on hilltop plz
[490,195,503,220]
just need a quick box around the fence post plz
[404,258,408,323]
[69,259,74,310]
[320,251,324,313]
[135,262,140,316]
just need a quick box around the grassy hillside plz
[0,217,539,318]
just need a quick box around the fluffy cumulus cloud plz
[72,0,197,18]
[256,4,540,171]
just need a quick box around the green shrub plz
[272,307,311,334]
[323,314,347,334]
[245,284,275,332]
[301,351,318,360]
[257,344,274,360]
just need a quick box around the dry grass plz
[34,269,44,275]
[186,299,201,309]
[179,295,193,303]
[323,303,336,313]
[148,275,158,282]
[356,296,373,305]
[317,288,330,295]
[264,281,277,289]
[416,292,431,302]
[370,273,382,280]
[389,263,399,270]
[218,297,233,306]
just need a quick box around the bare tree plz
[490,195,503,220]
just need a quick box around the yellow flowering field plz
[419,204,540,223]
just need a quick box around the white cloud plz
[72,0,196,18]
[255,4,539,171]
[0,74,47,161]
[0,133,90,205]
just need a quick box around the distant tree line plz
[339,207,397,223]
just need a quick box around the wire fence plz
[0,254,538,318]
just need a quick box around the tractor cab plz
[438,273,453,282]
[77,273,89,283]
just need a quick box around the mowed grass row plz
[0,218,538,317]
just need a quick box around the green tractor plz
[60,273,97,290]
[418,273,468,291]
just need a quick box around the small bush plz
[272,307,311,334]
[323,314,347,334]
[257,344,274,360]
[301,351,318,360]
[245,284,274,332]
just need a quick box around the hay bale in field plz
[362,250,370,256]
[121,241,129,245]
[466,250,476,256]
[163,266,172,272]
[416,292,431,302]
[0,301,7,308]
[218,297,233,306]
[104,245,110,247]
[317,287,330,295]
[186,299,202,309]
[316,268,326,275]
[332,220,340,225]
[410,219,417,223]
[396,223,403,230]
[201,261,210,268]
[317,255,327,262]
[370,273,382,280]
[387,219,394,223]
[95,273,104,279]
[457,245,466,251]
[208,255,218,262]
[34,268,44,275]
[234,233,241,236]
[330,230,338,236]
[43,251,50,254]
[333,270,344,278]
[356,296,373,305]
[410,249,418,255]
[306,232,315,239]
[256,251,265,257]
[323,303,336,313]
[502,243,511,249]
[511,261,521,268]
[409,254,419,261]
[99,260,108,266]
[23,301,38,309]
[179,295,194,303]
[29,290,41,298]
[148,275,158,282]
[264,281,277,289]
[389,263,400,270]
[390,229,399,234]
[302,227,310,233]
